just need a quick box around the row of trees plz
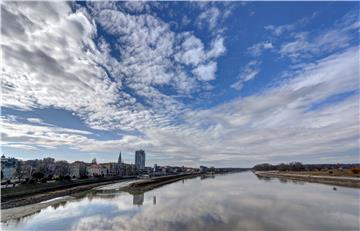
[253,162,360,172]
[253,162,306,171]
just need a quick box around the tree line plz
[253,162,360,171]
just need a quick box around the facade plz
[135,150,145,170]
[87,164,101,177]
[69,164,80,178]
[54,161,70,177]
[100,167,108,176]
[2,166,16,180]
[1,155,19,180]
[68,161,87,178]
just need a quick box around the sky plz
[1,1,359,167]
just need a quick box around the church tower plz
[118,152,122,164]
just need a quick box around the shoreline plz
[0,173,201,222]
[254,171,360,188]
[1,177,134,210]
[1,196,76,222]
[122,173,201,194]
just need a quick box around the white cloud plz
[231,61,261,90]
[1,2,358,166]
[276,10,358,62]
[248,42,273,56]
[1,1,226,136]
[2,46,358,165]
[192,62,217,81]
[265,24,295,36]
[196,7,220,31]
[175,33,205,66]
[207,36,226,59]
[122,1,149,13]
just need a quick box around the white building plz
[100,167,108,176]
[2,166,16,180]
[87,165,101,177]
[1,155,18,180]
[69,164,80,178]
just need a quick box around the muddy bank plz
[122,174,200,194]
[1,177,134,209]
[1,196,76,222]
[254,171,360,188]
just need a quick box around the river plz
[1,171,359,230]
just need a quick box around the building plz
[69,164,80,178]
[99,166,108,176]
[135,150,145,170]
[54,161,70,177]
[1,155,19,180]
[69,161,87,178]
[86,164,101,177]
[2,166,16,180]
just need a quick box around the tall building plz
[135,150,145,170]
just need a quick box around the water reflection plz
[255,174,306,185]
[133,193,144,206]
[2,172,359,231]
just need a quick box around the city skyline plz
[1,1,359,167]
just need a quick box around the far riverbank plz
[254,171,360,188]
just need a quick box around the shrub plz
[351,168,360,174]
[29,179,36,184]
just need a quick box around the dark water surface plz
[2,171,359,230]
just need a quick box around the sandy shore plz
[254,171,360,188]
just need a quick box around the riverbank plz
[122,173,200,194]
[254,171,360,188]
[1,196,76,222]
[1,174,201,222]
[1,177,135,209]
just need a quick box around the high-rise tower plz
[135,150,145,169]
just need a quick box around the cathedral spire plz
[118,152,122,164]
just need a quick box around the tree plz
[32,172,44,181]
[15,161,25,181]
[277,163,289,171]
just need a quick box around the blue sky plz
[1,1,359,167]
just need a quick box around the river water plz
[2,171,359,230]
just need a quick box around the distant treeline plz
[253,162,360,171]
